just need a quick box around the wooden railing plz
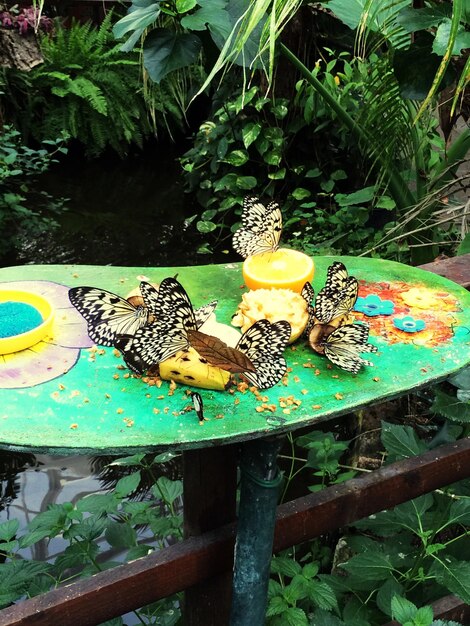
[0,254,469,626]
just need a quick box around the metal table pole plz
[230,436,284,626]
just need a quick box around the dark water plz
[13,140,232,267]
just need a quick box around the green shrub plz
[22,12,151,157]
[0,124,68,261]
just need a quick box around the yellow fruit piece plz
[243,248,314,293]
[160,347,231,391]
[232,288,309,343]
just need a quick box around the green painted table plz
[0,257,469,625]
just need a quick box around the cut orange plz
[242,248,314,293]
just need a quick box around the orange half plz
[242,248,314,293]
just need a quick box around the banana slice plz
[160,347,231,391]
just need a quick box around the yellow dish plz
[0,289,55,355]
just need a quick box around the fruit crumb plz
[113,349,120,357]
[117,408,124,414]
[373,377,380,382]
[301,389,308,395]
[215,413,224,419]
[334,393,344,400]
[113,374,120,380]
[282,408,291,415]
[58,383,65,390]
[70,423,78,429]
[312,404,322,409]
[153,408,160,414]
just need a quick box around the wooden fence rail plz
[0,254,469,626]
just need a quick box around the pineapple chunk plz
[232,288,308,343]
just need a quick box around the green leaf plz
[391,595,418,623]
[143,29,202,83]
[340,552,393,581]
[105,521,137,548]
[381,421,427,460]
[236,176,257,190]
[457,232,470,255]
[197,220,217,233]
[271,556,302,578]
[432,557,470,604]
[335,186,375,207]
[113,4,160,51]
[268,168,286,180]
[433,20,470,56]
[181,0,228,35]
[153,476,183,504]
[153,451,178,463]
[176,0,197,14]
[414,605,434,626]
[307,580,338,611]
[376,578,404,617]
[449,366,470,390]
[281,606,309,625]
[0,519,19,542]
[242,122,262,149]
[266,595,289,617]
[396,6,451,32]
[115,471,141,498]
[432,389,470,422]
[223,149,249,166]
[127,545,153,561]
[76,493,118,514]
[292,188,311,200]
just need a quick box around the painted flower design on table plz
[393,316,426,333]
[354,281,461,347]
[0,280,92,389]
[354,294,394,317]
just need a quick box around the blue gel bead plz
[0,301,44,338]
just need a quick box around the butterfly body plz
[233,196,283,258]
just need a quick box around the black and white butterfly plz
[317,323,377,374]
[313,261,358,325]
[235,319,291,389]
[68,282,160,347]
[307,262,376,373]
[70,280,216,353]
[115,277,218,372]
[232,195,283,258]
[301,281,315,338]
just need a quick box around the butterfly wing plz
[233,196,283,258]
[69,287,148,347]
[330,276,359,320]
[236,319,291,389]
[301,282,316,337]
[139,281,161,316]
[323,324,377,373]
[119,277,198,369]
[324,261,349,293]
[194,300,218,328]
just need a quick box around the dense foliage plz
[0,125,67,260]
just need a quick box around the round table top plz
[0,257,469,454]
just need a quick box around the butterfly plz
[313,323,377,374]
[190,391,205,425]
[117,277,217,373]
[68,282,161,347]
[232,195,283,258]
[313,261,358,326]
[234,319,291,389]
[301,281,315,338]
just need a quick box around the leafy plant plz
[0,124,68,261]
[21,12,151,156]
[0,451,183,625]
[181,76,403,258]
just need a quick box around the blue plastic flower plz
[393,316,426,333]
[354,294,395,317]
